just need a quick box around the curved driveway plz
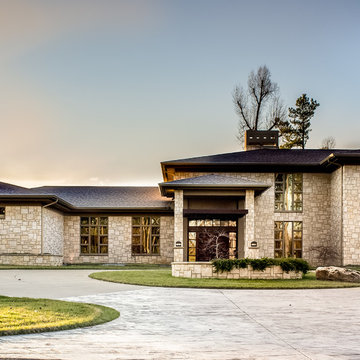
[0,270,359,360]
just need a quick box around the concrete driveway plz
[0,270,360,360]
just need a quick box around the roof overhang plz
[0,195,173,214]
[158,175,270,197]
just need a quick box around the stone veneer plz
[173,171,335,266]
[343,165,360,265]
[172,262,302,279]
[0,254,63,266]
[43,208,64,256]
[0,206,42,255]
[64,215,174,264]
[0,205,64,266]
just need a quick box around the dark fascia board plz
[0,195,173,214]
[320,153,360,167]
[159,183,269,197]
[162,163,339,175]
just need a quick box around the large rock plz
[316,266,360,283]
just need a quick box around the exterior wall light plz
[250,241,258,248]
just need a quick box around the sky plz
[1,0,359,187]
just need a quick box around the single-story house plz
[1,130,360,266]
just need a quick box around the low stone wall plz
[0,254,63,266]
[172,262,303,279]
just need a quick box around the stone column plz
[173,190,184,262]
[244,189,257,258]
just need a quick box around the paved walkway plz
[0,270,360,360]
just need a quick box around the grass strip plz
[0,296,119,336]
[89,269,360,289]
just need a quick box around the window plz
[274,221,302,258]
[275,173,303,211]
[80,217,108,254]
[0,207,5,219]
[132,217,160,255]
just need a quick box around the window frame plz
[274,221,303,258]
[0,207,5,219]
[274,173,303,212]
[80,216,109,255]
[131,216,161,256]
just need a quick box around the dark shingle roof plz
[0,182,33,195]
[160,174,268,186]
[162,149,360,166]
[30,186,172,209]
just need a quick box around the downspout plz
[41,198,59,254]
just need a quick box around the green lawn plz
[0,264,169,270]
[89,269,360,289]
[0,296,119,336]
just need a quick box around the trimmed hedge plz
[212,258,310,274]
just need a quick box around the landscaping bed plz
[89,269,360,289]
[0,296,119,336]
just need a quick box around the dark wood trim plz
[183,209,248,218]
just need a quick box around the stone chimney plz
[244,130,279,151]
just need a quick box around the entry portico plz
[159,174,269,263]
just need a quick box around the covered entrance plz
[187,218,237,261]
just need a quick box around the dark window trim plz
[274,221,303,258]
[274,173,303,213]
[80,216,109,255]
[131,216,161,256]
[0,207,5,219]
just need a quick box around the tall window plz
[275,173,303,211]
[274,221,302,258]
[0,207,5,219]
[80,217,108,254]
[132,217,160,255]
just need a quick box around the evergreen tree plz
[279,94,320,149]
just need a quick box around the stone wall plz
[0,206,42,254]
[173,171,333,266]
[64,215,174,264]
[43,208,64,255]
[172,262,302,279]
[330,168,342,265]
[0,254,63,266]
[342,165,360,265]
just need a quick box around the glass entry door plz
[188,218,237,262]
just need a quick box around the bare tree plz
[321,136,336,149]
[198,229,230,260]
[310,242,340,266]
[233,66,287,144]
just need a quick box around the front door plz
[188,218,237,262]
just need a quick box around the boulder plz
[316,266,360,283]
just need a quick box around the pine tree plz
[279,94,320,149]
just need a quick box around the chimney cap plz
[245,130,279,151]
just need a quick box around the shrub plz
[212,257,309,274]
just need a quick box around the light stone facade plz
[0,206,42,255]
[173,190,184,262]
[63,215,174,264]
[172,262,302,279]
[43,208,64,256]
[0,205,64,266]
[172,171,338,266]
[343,165,360,265]
[1,165,360,267]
